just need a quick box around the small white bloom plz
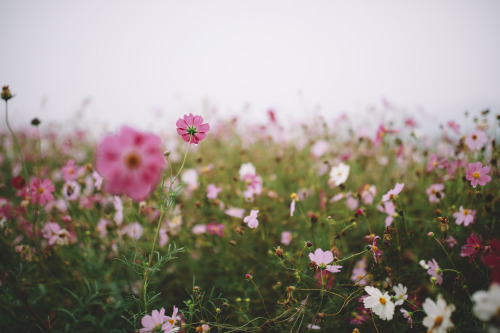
[422,295,455,333]
[363,286,395,321]
[239,162,256,179]
[328,163,350,188]
[419,259,429,270]
[472,283,500,328]
[393,283,408,306]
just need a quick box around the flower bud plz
[1,86,13,101]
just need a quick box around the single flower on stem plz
[176,113,210,144]
[465,162,491,188]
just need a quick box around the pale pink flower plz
[92,171,103,190]
[426,184,445,203]
[42,222,72,246]
[29,178,55,205]
[378,201,397,227]
[427,258,443,285]
[225,207,245,218]
[122,222,143,240]
[465,162,491,188]
[371,236,383,263]
[309,248,342,273]
[176,113,210,144]
[95,126,165,202]
[140,307,172,333]
[346,196,359,211]
[400,308,413,328]
[290,198,296,217]
[465,129,488,150]
[96,218,111,238]
[281,231,292,246]
[447,120,460,135]
[62,160,81,182]
[192,224,207,234]
[453,206,476,226]
[206,184,222,200]
[360,184,376,205]
[351,258,368,286]
[243,210,259,228]
[382,183,404,202]
[310,140,329,158]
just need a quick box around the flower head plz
[371,236,383,264]
[29,178,55,205]
[426,184,445,203]
[309,248,342,273]
[427,258,443,285]
[281,231,292,246]
[465,129,488,150]
[460,234,483,263]
[95,126,165,202]
[176,113,210,144]
[422,295,455,333]
[472,283,500,328]
[382,183,404,202]
[140,307,171,333]
[393,283,408,306]
[453,206,476,226]
[465,162,491,188]
[243,210,259,228]
[363,286,395,321]
[328,163,350,188]
[482,239,500,283]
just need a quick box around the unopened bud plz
[306,241,312,247]
[164,151,171,157]
[31,118,41,126]
[1,86,13,101]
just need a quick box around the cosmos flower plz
[465,129,488,150]
[460,234,483,263]
[393,283,408,306]
[206,184,222,200]
[281,231,292,246]
[309,248,342,273]
[363,286,395,321]
[453,206,476,226]
[328,163,350,188]
[95,126,165,202]
[140,307,171,333]
[465,162,491,188]
[243,210,259,228]
[176,113,210,144]
[427,258,443,285]
[29,178,55,205]
[382,183,404,202]
[422,295,455,333]
[426,184,445,203]
[472,283,500,330]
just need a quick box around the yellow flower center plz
[434,315,443,327]
[379,297,386,305]
[473,172,480,179]
[463,209,469,215]
[372,246,378,252]
[38,187,44,194]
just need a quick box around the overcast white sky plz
[1,0,500,134]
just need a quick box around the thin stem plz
[250,279,271,319]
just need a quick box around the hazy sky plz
[1,0,500,133]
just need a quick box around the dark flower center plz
[125,152,141,169]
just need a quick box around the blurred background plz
[1,0,500,134]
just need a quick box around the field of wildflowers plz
[1,85,499,332]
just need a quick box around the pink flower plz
[243,210,259,228]
[309,248,342,273]
[281,231,292,246]
[42,222,72,246]
[465,162,491,188]
[426,184,445,203]
[400,308,413,328]
[382,183,404,201]
[206,221,225,237]
[225,207,245,219]
[447,120,460,135]
[445,236,458,249]
[95,126,165,202]
[122,222,144,240]
[350,307,371,325]
[140,307,172,333]
[427,258,443,285]
[453,206,476,226]
[378,201,396,227]
[61,160,81,182]
[29,178,55,205]
[482,238,500,283]
[206,184,222,200]
[351,258,368,286]
[176,113,210,144]
[460,234,483,263]
[465,130,488,150]
[360,184,376,205]
[371,236,383,264]
[290,198,296,217]
[427,154,440,173]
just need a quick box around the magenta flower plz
[176,113,210,144]
[427,258,443,285]
[465,162,491,188]
[460,234,483,263]
[371,236,383,264]
[426,184,445,203]
[453,206,476,226]
[206,221,225,237]
[29,178,55,205]
[382,183,404,201]
[95,126,165,202]
[309,248,342,273]
[62,159,81,182]
[243,209,259,228]
[465,130,488,150]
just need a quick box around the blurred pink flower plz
[382,183,404,201]
[453,206,476,226]
[95,126,165,202]
[42,222,72,246]
[465,162,491,188]
[225,207,245,219]
[207,221,225,237]
[427,258,443,285]
[243,210,259,228]
[29,178,55,205]
[176,113,210,144]
[426,184,445,203]
[206,184,222,200]
[62,159,81,182]
[360,184,376,205]
[465,130,487,150]
[140,307,172,333]
[371,236,383,264]
[460,234,483,263]
[447,120,460,135]
[281,231,292,245]
[122,222,143,240]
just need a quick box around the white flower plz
[181,168,199,191]
[419,259,429,270]
[363,286,395,321]
[393,283,408,306]
[422,295,455,333]
[328,163,350,188]
[239,162,256,180]
[472,283,500,327]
